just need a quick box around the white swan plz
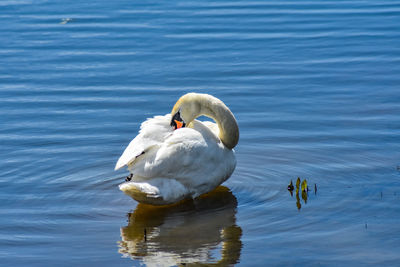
[115,93,239,205]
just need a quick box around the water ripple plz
[1,0,400,265]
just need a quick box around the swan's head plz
[170,110,186,130]
[170,93,201,130]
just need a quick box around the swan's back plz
[117,115,236,204]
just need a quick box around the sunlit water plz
[1,0,400,266]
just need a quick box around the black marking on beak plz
[170,110,186,130]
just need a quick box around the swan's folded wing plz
[114,135,148,170]
[115,114,173,170]
[134,123,236,193]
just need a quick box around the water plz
[1,0,400,265]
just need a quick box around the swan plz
[115,93,239,205]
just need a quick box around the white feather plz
[114,115,173,171]
[115,114,236,205]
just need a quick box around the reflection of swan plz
[118,186,242,266]
[115,93,239,205]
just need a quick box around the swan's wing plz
[131,121,236,194]
[201,120,220,137]
[115,114,172,170]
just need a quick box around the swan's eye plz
[171,111,186,130]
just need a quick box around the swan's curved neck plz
[172,93,239,149]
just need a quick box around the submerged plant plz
[301,179,308,193]
[288,177,316,210]
[287,180,294,191]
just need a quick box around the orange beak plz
[174,120,184,129]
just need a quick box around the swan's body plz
[115,93,239,205]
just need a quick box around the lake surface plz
[1,0,400,266]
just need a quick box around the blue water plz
[1,0,400,266]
